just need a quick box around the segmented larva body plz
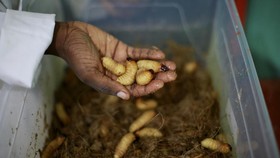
[129,110,156,132]
[136,128,163,138]
[55,103,71,125]
[135,98,158,110]
[137,60,162,73]
[114,133,136,158]
[102,57,126,76]
[41,136,65,158]
[201,138,231,154]
[117,60,138,86]
[136,69,153,86]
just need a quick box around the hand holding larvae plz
[46,21,176,100]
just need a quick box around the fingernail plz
[117,91,128,100]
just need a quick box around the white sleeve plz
[0,9,55,88]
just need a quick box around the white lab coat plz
[0,1,55,88]
[0,2,60,158]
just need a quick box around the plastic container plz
[0,0,278,157]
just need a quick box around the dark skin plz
[46,21,177,100]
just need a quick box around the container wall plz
[0,0,20,10]
[22,0,64,21]
[208,0,279,157]
[58,0,216,57]
[0,2,6,11]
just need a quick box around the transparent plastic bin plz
[0,0,278,157]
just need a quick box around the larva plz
[99,123,109,138]
[135,68,153,86]
[114,133,136,158]
[137,60,169,73]
[102,57,126,76]
[129,110,156,132]
[135,98,158,110]
[55,102,71,125]
[135,127,163,138]
[201,138,231,154]
[184,61,197,74]
[117,60,138,86]
[41,136,65,158]
[103,95,119,106]
[215,133,227,143]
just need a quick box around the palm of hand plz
[58,22,176,99]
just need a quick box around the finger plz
[128,79,164,97]
[82,71,130,100]
[154,71,177,83]
[111,40,128,62]
[161,61,176,71]
[128,46,165,60]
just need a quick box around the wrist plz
[46,22,68,58]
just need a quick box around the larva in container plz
[55,102,71,125]
[103,95,119,106]
[136,127,163,138]
[215,133,227,143]
[135,98,158,110]
[102,57,126,76]
[117,60,138,86]
[137,60,169,73]
[99,123,109,138]
[135,68,153,86]
[129,110,156,132]
[184,61,197,74]
[114,133,136,158]
[41,136,65,158]
[201,138,231,154]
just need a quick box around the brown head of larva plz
[220,143,232,153]
[160,64,169,72]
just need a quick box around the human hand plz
[47,21,177,100]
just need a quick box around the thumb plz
[82,72,130,100]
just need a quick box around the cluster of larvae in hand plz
[102,57,169,86]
